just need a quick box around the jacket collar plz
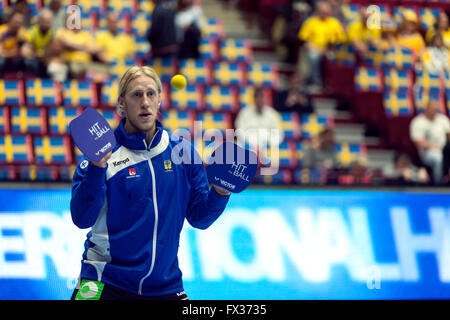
[114,118,165,151]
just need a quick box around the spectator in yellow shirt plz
[95,12,136,63]
[397,9,425,57]
[0,11,31,74]
[347,7,382,59]
[53,13,111,79]
[21,8,54,76]
[297,0,346,92]
[426,11,450,49]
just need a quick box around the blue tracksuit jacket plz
[70,118,230,296]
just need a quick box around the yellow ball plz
[171,74,187,90]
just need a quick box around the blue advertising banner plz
[0,189,449,299]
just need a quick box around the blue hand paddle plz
[206,141,258,193]
[69,107,116,162]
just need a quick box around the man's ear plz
[117,96,127,113]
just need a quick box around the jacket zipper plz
[138,130,159,295]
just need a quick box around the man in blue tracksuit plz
[70,66,230,300]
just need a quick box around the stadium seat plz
[363,44,384,68]
[270,140,296,169]
[26,78,62,107]
[131,11,151,38]
[18,164,58,181]
[329,43,356,67]
[213,61,246,87]
[96,108,121,129]
[148,57,176,83]
[199,37,220,61]
[170,84,204,111]
[133,36,150,60]
[202,17,225,40]
[253,169,292,185]
[335,142,367,168]
[341,3,361,25]
[354,66,383,92]
[204,86,238,113]
[292,168,326,185]
[107,0,136,15]
[419,7,442,31]
[392,6,419,28]
[137,0,154,14]
[383,46,415,71]
[100,79,119,108]
[48,107,82,134]
[413,70,445,113]
[0,134,34,164]
[247,62,279,89]
[178,59,213,86]
[195,111,232,135]
[59,164,77,181]
[11,106,47,135]
[0,164,16,181]
[160,110,195,135]
[383,90,414,116]
[0,107,10,134]
[0,79,25,106]
[219,39,253,64]
[76,0,106,14]
[300,114,334,139]
[80,11,97,32]
[109,59,136,80]
[279,112,301,140]
[63,79,98,108]
[383,68,413,93]
[34,135,73,165]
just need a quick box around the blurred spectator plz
[175,0,205,59]
[54,14,106,78]
[46,37,67,82]
[95,12,136,63]
[235,87,284,151]
[421,33,450,75]
[426,11,450,50]
[48,0,66,33]
[347,6,382,59]
[302,128,339,170]
[329,0,347,30]
[274,72,313,114]
[6,0,32,28]
[0,11,30,74]
[297,0,346,93]
[410,99,450,185]
[147,0,178,59]
[383,152,429,185]
[21,8,54,77]
[271,1,310,64]
[379,19,398,50]
[397,9,425,57]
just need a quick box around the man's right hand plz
[91,151,112,168]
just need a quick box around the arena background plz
[0,0,450,300]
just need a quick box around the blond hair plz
[117,65,162,116]
[118,65,162,97]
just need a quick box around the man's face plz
[119,75,161,135]
[107,14,118,34]
[8,14,24,34]
[254,91,265,110]
[425,101,440,120]
[39,13,52,33]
